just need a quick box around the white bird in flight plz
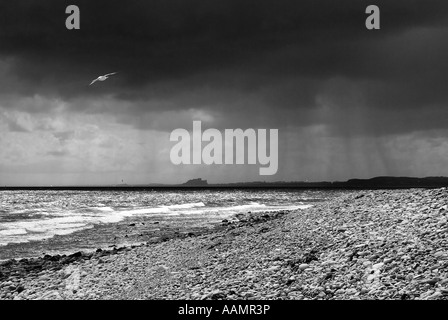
[89,72,117,85]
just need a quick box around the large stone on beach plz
[298,264,309,270]
[420,278,440,286]
[346,288,358,295]
[70,252,82,258]
[372,263,384,270]
[210,290,226,300]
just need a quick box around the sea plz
[0,188,338,260]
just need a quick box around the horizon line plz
[1,175,448,188]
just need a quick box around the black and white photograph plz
[1,0,448,308]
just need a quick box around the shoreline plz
[1,188,447,300]
[0,219,224,262]
[0,194,321,262]
[0,209,290,294]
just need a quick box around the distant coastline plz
[1,176,448,190]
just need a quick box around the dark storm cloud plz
[1,0,448,134]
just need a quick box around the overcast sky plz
[1,0,448,185]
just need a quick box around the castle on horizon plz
[182,178,208,186]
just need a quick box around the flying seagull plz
[89,72,117,85]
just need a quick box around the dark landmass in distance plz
[2,176,448,190]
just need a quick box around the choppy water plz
[0,189,334,259]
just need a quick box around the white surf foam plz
[161,202,206,210]
[0,228,28,236]
[0,201,313,246]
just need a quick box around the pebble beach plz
[1,188,448,300]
